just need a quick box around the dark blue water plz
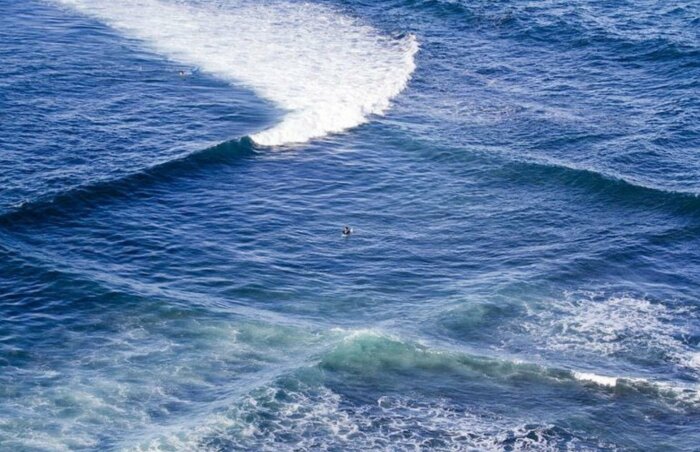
[2,0,699,450]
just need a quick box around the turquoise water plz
[1,0,699,450]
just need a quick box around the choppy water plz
[1,0,699,450]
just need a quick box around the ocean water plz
[1,0,699,450]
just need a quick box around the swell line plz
[411,132,700,216]
[411,0,700,60]
[0,138,255,228]
[501,155,700,216]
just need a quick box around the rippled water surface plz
[1,0,699,450]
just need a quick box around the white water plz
[571,371,619,388]
[522,294,699,374]
[55,0,418,146]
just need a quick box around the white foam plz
[524,294,698,374]
[689,352,700,371]
[55,0,418,146]
[572,371,619,388]
[571,371,700,407]
[132,385,594,451]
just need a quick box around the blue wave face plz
[1,0,699,450]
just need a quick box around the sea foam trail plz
[55,0,418,146]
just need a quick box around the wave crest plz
[56,0,418,146]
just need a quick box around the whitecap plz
[55,0,418,146]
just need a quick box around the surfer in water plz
[342,226,352,236]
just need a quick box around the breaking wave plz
[55,0,418,146]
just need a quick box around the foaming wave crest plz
[570,371,700,406]
[55,0,418,146]
[328,330,700,407]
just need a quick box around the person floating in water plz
[342,226,352,236]
[178,70,186,77]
